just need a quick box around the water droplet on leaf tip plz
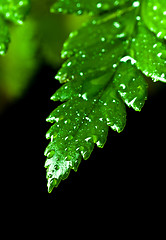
[47,150,55,159]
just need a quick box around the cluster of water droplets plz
[51,0,131,15]
[56,10,137,86]
[0,0,30,24]
[141,0,166,40]
[130,21,166,83]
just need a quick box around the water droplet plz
[76,3,81,8]
[101,37,106,42]
[67,61,72,67]
[96,140,103,147]
[113,21,121,29]
[132,1,140,7]
[120,56,136,65]
[153,6,157,11]
[157,52,162,57]
[157,31,162,38]
[82,93,88,101]
[136,16,141,21]
[116,32,125,38]
[120,84,126,90]
[85,137,92,142]
[77,9,83,15]
[0,43,7,55]
[85,117,92,122]
[113,63,117,69]
[97,3,102,9]
[47,150,55,159]
[57,7,63,12]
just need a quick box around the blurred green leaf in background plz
[0,0,88,111]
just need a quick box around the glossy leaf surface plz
[142,0,166,39]
[45,81,126,193]
[45,0,166,192]
[113,61,148,111]
[130,23,166,82]
[51,0,131,15]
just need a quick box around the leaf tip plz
[47,178,57,193]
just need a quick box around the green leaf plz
[0,0,30,24]
[61,11,132,59]
[51,0,131,15]
[45,80,126,192]
[56,38,127,84]
[45,0,166,192]
[141,0,166,39]
[113,60,148,111]
[130,23,166,82]
[0,0,30,55]
[0,16,10,55]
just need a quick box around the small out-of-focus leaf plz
[0,0,30,55]
[0,19,39,100]
[0,0,30,24]
[0,16,10,55]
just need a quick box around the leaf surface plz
[113,61,148,111]
[51,0,131,15]
[130,23,166,82]
[45,0,166,192]
[45,80,126,192]
[141,0,166,39]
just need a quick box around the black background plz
[1,64,166,206]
